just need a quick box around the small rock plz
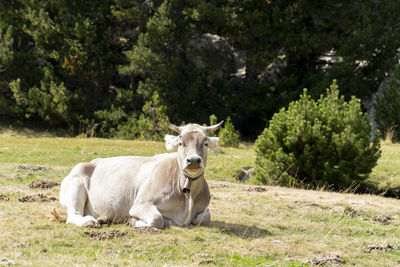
[233,167,254,182]
[272,239,282,243]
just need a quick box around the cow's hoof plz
[97,216,109,225]
[82,217,100,228]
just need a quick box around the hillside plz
[0,133,400,266]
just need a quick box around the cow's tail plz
[50,208,66,223]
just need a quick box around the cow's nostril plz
[186,156,202,166]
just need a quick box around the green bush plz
[117,92,168,141]
[209,114,217,126]
[219,116,240,147]
[374,66,400,142]
[254,80,381,189]
[94,92,168,140]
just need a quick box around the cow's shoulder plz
[151,153,179,177]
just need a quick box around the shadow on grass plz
[0,119,67,138]
[209,220,273,239]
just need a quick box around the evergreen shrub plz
[117,92,168,141]
[219,116,240,147]
[254,80,381,189]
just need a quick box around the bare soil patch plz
[18,194,57,202]
[2,242,28,249]
[83,230,127,240]
[363,244,394,253]
[245,186,267,192]
[293,200,321,207]
[197,259,216,265]
[104,248,129,257]
[132,226,161,234]
[209,183,230,189]
[306,255,344,266]
[0,194,10,201]
[17,164,49,171]
[372,215,399,225]
[342,205,361,217]
[28,181,59,189]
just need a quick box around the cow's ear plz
[207,137,219,152]
[164,135,179,151]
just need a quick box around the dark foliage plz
[1,1,400,139]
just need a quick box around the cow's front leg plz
[129,203,164,229]
[191,209,210,226]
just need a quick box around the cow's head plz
[165,121,223,192]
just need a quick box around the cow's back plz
[85,154,174,222]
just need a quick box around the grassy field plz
[1,131,400,266]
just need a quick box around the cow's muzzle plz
[182,155,204,194]
[183,155,204,176]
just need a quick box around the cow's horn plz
[167,119,181,133]
[205,121,224,133]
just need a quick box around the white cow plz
[59,121,223,229]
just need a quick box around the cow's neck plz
[180,173,204,225]
[170,155,205,225]
[179,171,204,195]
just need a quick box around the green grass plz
[1,131,400,266]
[365,142,400,196]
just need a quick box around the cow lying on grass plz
[59,121,223,229]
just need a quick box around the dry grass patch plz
[1,133,400,265]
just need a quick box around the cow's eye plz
[178,142,182,146]
[204,143,208,146]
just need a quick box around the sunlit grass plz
[1,131,400,266]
